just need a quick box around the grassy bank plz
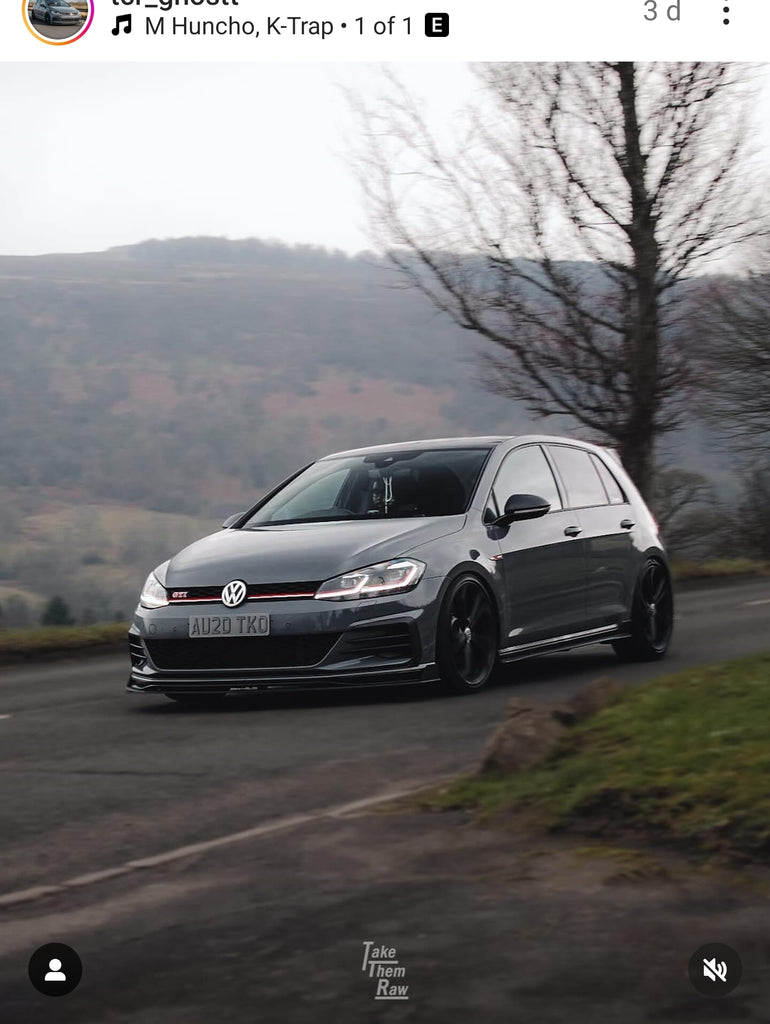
[671,557,770,583]
[418,654,770,861]
[0,623,128,662]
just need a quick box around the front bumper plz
[126,583,442,695]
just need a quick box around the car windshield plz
[50,1,73,6]
[242,448,492,527]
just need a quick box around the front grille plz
[167,581,322,603]
[145,634,340,670]
[331,624,415,664]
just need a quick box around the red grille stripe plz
[167,593,316,603]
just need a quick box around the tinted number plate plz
[188,614,270,637]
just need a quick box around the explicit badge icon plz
[424,13,449,36]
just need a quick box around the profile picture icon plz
[24,0,93,44]
[44,958,67,982]
[28,943,83,996]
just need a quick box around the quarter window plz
[590,454,626,505]
[548,446,607,509]
[491,445,562,515]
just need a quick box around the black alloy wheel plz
[437,574,498,694]
[45,12,51,22]
[613,558,674,661]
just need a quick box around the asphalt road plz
[1,579,769,1021]
[27,16,84,39]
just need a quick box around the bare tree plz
[654,467,729,557]
[697,251,770,455]
[349,63,765,499]
[655,469,715,538]
[735,464,770,559]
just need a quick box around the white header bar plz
[5,0,768,62]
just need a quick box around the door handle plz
[620,519,635,530]
[563,525,582,537]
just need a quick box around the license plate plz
[188,614,270,638]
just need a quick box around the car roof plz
[320,436,510,460]
[320,434,614,461]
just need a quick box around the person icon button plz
[44,958,66,982]
[28,943,82,996]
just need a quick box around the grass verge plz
[0,623,127,662]
[416,654,770,861]
[671,557,770,583]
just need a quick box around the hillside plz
[0,237,730,624]
[0,239,539,510]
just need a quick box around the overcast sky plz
[1,62,768,257]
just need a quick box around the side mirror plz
[221,513,242,529]
[496,493,550,527]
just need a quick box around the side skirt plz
[498,626,630,664]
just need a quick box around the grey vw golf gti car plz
[30,0,82,24]
[127,435,673,705]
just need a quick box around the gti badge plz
[221,579,248,608]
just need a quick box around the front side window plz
[490,445,562,517]
[243,447,492,527]
[548,446,607,508]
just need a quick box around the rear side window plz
[590,454,626,505]
[491,445,562,514]
[548,446,607,509]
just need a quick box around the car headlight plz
[314,558,425,601]
[139,572,169,609]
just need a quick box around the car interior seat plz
[391,473,424,516]
[413,466,467,516]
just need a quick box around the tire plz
[436,574,498,694]
[165,693,227,708]
[612,558,674,662]
[45,12,51,22]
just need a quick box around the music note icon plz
[111,13,131,34]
